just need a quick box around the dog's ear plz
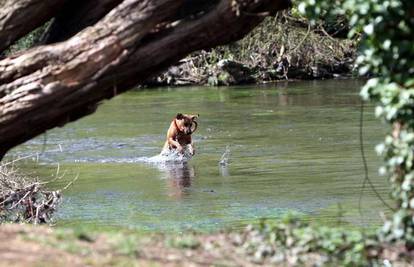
[176,113,184,120]
[191,114,199,120]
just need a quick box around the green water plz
[11,79,391,232]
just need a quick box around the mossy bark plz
[0,0,66,53]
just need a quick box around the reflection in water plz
[219,165,230,177]
[156,163,195,199]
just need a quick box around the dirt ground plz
[0,224,412,267]
[0,225,83,267]
[0,225,263,267]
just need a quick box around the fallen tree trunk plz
[0,0,291,159]
[0,0,66,53]
[40,0,221,44]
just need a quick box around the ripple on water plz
[12,80,389,231]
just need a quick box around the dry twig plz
[0,157,76,224]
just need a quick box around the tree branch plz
[0,0,291,157]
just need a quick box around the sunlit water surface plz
[11,80,391,232]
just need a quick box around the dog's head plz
[175,113,199,135]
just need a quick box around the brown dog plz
[162,113,199,155]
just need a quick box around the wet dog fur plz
[162,113,199,155]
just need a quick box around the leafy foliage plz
[300,0,414,247]
[3,22,49,56]
[246,216,370,266]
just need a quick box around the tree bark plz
[0,0,66,53]
[0,0,291,159]
[41,0,221,44]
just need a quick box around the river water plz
[11,79,392,232]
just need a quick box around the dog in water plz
[162,113,199,156]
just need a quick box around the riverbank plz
[1,218,412,267]
[148,13,356,87]
[0,163,406,266]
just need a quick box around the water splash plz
[219,145,231,166]
[142,147,193,164]
[219,145,231,177]
[82,148,194,164]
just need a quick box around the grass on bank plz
[0,216,381,267]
